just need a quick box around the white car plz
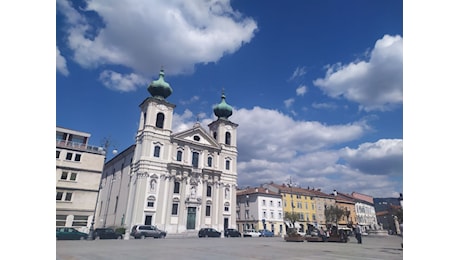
[243,229,261,237]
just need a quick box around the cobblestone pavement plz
[56,235,403,260]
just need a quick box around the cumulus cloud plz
[170,107,401,197]
[99,70,148,92]
[312,102,338,110]
[57,0,258,90]
[313,35,403,112]
[284,98,295,108]
[296,85,307,96]
[56,47,69,76]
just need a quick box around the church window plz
[225,132,231,145]
[174,182,180,194]
[192,152,199,168]
[193,135,200,141]
[213,132,217,139]
[207,156,212,167]
[206,205,211,216]
[154,146,160,157]
[207,186,212,197]
[172,203,178,215]
[225,160,230,170]
[155,112,165,128]
[143,112,147,127]
[177,150,182,161]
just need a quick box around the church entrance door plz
[187,207,196,230]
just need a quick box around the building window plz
[172,203,178,215]
[225,132,231,145]
[271,212,274,218]
[262,200,266,206]
[206,186,212,197]
[56,192,63,200]
[64,192,73,201]
[153,146,161,157]
[246,200,249,207]
[73,215,88,227]
[66,152,73,160]
[207,156,212,167]
[193,135,200,141]
[70,172,77,181]
[56,150,61,159]
[56,215,66,226]
[74,154,81,161]
[143,112,147,128]
[224,206,229,212]
[174,182,180,194]
[305,203,308,209]
[278,201,281,207]
[192,152,199,168]
[213,132,217,139]
[245,210,249,219]
[177,150,182,161]
[147,196,155,208]
[297,202,302,209]
[312,214,316,221]
[156,112,165,128]
[225,160,230,170]
[270,200,273,206]
[263,211,266,218]
[278,212,282,219]
[60,172,68,180]
[206,205,211,216]
[312,204,315,210]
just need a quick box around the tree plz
[324,205,346,229]
[284,211,300,235]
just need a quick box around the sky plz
[56,0,403,198]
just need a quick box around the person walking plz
[355,225,362,244]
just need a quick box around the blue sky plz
[56,0,403,198]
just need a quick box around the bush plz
[114,227,126,235]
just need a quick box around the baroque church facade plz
[94,70,239,237]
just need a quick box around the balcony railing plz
[56,139,104,154]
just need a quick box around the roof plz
[264,183,335,199]
[237,187,281,197]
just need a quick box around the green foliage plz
[114,227,126,235]
[324,205,346,227]
[284,211,300,226]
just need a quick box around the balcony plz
[56,139,104,154]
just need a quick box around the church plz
[94,70,239,238]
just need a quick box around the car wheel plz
[160,234,165,239]
[140,234,146,239]
[95,236,100,240]
[117,235,122,240]
[80,236,86,240]
[205,234,208,238]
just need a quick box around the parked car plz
[92,228,123,240]
[56,227,88,240]
[130,225,167,239]
[243,229,261,237]
[259,229,274,237]
[198,228,221,237]
[224,228,241,237]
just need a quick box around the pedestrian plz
[355,225,362,244]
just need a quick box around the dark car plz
[198,228,221,237]
[259,229,274,237]
[56,227,88,240]
[224,228,241,237]
[130,225,167,239]
[92,228,123,240]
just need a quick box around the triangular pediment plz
[172,123,220,149]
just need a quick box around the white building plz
[236,187,284,236]
[95,70,239,238]
[56,126,105,233]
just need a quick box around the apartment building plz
[56,126,105,232]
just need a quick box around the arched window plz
[207,185,212,197]
[154,146,160,157]
[174,182,180,194]
[155,112,165,128]
[225,159,230,170]
[213,132,217,139]
[207,156,212,167]
[225,132,231,145]
[177,150,183,161]
[192,152,199,168]
[146,196,155,208]
[143,112,147,127]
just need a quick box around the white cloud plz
[284,98,294,108]
[313,35,403,112]
[180,95,200,105]
[289,66,306,80]
[296,85,307,96]
[56,47,69,76]
[170,107,401,197]
[99,70,148,92]
[57,0,258,90]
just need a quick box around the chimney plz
[333,190,338,196]
[255,188,258,192]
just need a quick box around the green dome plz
[148,69,172,100]
[213,92,233,119]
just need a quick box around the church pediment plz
[172,123,220,149]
